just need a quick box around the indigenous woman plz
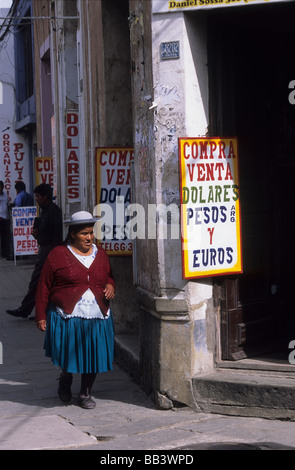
[35,211,115,409]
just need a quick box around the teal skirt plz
[44,306,114,374]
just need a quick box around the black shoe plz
[77,395,96,409]
[57,372,73,403]
[6,308,29,318]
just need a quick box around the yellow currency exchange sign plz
[179,137,242,279]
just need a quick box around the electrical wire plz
[0,0,19,42]
[0,0,78,42]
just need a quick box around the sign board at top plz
[153,0,292,13]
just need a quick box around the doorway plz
[208,3,295,360]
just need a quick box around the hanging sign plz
[12,206,39,257]
[179,137,242,279]
[1,132,31,203]
[95,147,134,256]
[153,0,289,14]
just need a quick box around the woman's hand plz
[103,284,115,300]
[36,320,46,332]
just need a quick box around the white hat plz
[64,211,100,226]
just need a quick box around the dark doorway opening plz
[208,3,295,361]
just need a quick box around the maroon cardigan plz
[35,245,115,322]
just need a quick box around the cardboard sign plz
[35,157,54,186]
[1,132,31,203]
[179,137,242,278]
[12,206,39,256]
[95,147,134,255]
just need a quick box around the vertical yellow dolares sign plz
[179,137,243,279]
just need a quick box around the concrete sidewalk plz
[1,256,295,451]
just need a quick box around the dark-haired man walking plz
[6,184,63,319]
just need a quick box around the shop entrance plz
[208,3,295,360]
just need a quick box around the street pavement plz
[1,255,295,453]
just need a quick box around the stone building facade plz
[21,0,295,415]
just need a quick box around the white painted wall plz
[151,10,214,376]
[0,8,32,201]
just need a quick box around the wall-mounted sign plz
[66,111,80,202]
[160,41,180,60]
[95,147,134,256]
[153,0,289,14]
[179,137,242,279]
[1,132,31,203]
[35,157,54,187]
[12,206,39,258]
